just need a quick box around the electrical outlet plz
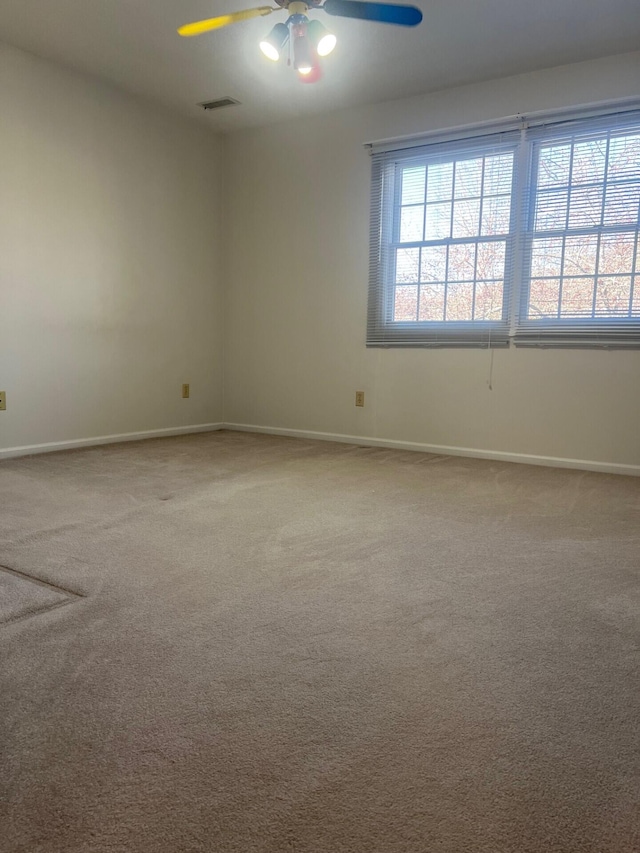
[182,383,190,399]
[355,391,365,407]
[0,391,5,411]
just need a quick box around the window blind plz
[515,110,640,348]
[367,130,520,347]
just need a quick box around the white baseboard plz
[0,423,224,460]
[223,422,640,477]
[2,420,637,476]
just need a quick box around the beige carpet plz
[1,430,639,853]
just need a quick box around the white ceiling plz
[0,0,638,132]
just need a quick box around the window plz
[517,115,640,346]
[367,107,640,348]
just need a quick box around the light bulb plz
[317,33,336,56]
[259,41,280,61]
[307,20,336,57]
[259,23,289,62]
[293,34,314,75]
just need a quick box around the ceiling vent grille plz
[199,97,240,111]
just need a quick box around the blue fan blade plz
[323,0,422,26]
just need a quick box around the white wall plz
[223,52,640,469]
[0,44,224,453]
[2,45,638,469]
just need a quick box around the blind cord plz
[487,327,494,390]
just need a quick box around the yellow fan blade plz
[178,7,274,36]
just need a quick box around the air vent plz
[199,97,240,111]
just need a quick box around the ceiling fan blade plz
[323,0,422,26]
[178,6,273,36]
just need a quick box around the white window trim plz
[366,99,640,349]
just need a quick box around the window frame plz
[367,103,640,349]
[514,115,640,347]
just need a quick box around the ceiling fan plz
[178,0,423,82]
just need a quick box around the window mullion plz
[472,158,487,320]
[508,127,529,337]
[591,134,611,318]
[555,138,577,318]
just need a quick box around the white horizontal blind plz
[515,110,640,347]
[367,131,520,347]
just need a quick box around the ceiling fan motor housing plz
[287,2,310,14]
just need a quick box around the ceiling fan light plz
[317,33,337,56]
[307,20,337,57]
[297,63,323,83]
[293,34,314,75]
[259,22,289,61]
[259,41,279,61]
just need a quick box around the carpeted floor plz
[1,430,639,852]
